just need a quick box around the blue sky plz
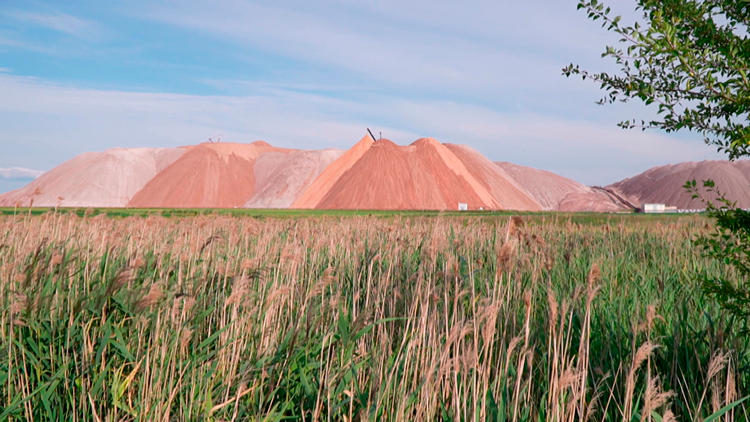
[0,0,724,193]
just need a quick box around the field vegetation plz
[1,212,748,421]
[0,206,575,219]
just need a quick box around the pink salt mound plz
[442,145,541,211]
[245,148,344,208]
[0,147,185,208]
[128,142,286,208]
[310,138,539,210]
[314,138,445,210]
[609,160,750,209]
[407,138,496,210]
[293,135,373,209]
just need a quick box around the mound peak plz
[292,135,374,208]
[128,141,288,208]
[189,141,282,163]
[251,140,272,148]
[411,137,440,147]
[374,138,397,145]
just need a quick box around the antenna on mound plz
[208,133,223,143]
[367,128,377,141]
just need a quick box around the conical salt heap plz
[128,141,282,208]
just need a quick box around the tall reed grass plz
[0,212,747,421]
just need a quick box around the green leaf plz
[110,338,136,362]
[352,317,406,342]
[704,396,750,422]
[198,324,231,351]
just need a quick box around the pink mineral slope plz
[494,161,591,211]
[245,148,344,208]
[314,138,463,210]
[442,144,541,211]
[732,159,750,181]
[292,135,373,209]
[609,160,750,209]
[493,161,629,212]
[408,138,499,209]
[0,147,185,208]
[128,141,287,208]
[556,191,632,212]
[310,138,539,210]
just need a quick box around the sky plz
[0,0,725,193]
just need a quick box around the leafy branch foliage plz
[563,0,750,159]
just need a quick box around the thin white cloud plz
[0,167,45,180]
[140,0,614,97]
[3,10,103,39]
[0,35,25,48]
[0,67,11,73]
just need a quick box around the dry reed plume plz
[0,211,747,421]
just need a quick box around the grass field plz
[1,211,747,421]
[0,206,593,218]
[0,205,692,222]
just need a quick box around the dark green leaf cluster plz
[564,0,750,159]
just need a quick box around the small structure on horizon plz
[458,203,468,211]
[643,203,666,213]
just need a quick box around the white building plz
[458,203,468,211]
[643,203,666,213]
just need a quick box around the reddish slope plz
[314,138,521,210]
[556,191,632,212]
[128,142,283,208]
[442,144,541,211]
[315,139,424,210]
[293,135,373,208]
[733,160,750,181]
[609,160,750,209]
[409,138,493,209]
[0,147,185,208]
